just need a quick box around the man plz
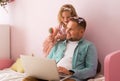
[23,17,98,81]
[48,17,98,81]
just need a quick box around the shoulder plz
[78,38,96,50]
[83,39,97,53]
[55,40,65,45]
[82,39,95,46]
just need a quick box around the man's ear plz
[80,29,85,34]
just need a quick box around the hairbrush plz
[49,27,54,34]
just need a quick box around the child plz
[43,4,78,56]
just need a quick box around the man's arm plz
[71,44,98,79]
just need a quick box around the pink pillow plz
[0,59,14,70]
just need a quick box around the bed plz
[0,68,26,81]
[104,50,120,81]
[0,25,26,81]
[0,59,26,81]
[0,50,120,81]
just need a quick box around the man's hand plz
[57,66,71,75]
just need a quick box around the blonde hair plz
[58,4,78,24]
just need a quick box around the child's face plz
[61,11,71,26]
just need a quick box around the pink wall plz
[0,6,9,24]
[9,0,120,73]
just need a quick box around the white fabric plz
[0,68,26,81]
[0,68,105,81]
[88,74,105,81]
[57,41,78,70]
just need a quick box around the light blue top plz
[47,38,98,80]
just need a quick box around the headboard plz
[0,25,10,58]
[104,50,120,81]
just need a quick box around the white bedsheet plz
[0,69,26,81]
[0,69,105,81]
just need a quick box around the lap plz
[63,78,76,81]
[22,76,48,81]
[22,76,76,81]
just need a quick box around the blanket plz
[0,69,26,81]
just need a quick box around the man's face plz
[66,21,85,41]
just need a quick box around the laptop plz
[21,55,60,81]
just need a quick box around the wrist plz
[69,70,74,75]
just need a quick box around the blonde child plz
[43,4,78,56]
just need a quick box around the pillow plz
[10,58,24,73]
[0,59,14,70]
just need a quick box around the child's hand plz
[55,34,66,41]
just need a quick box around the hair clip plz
[62,7,71,11]
[70,17,84,24]
[72,17,79,19]
[78,19,84,24]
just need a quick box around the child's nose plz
[66,29,69,33]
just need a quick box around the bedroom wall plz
[9,0,120,73]
[0,6,9,24]
[0,6,10,58]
